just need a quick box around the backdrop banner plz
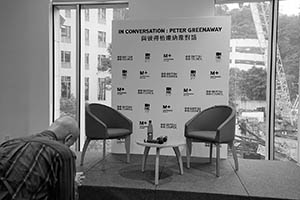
[112,17,231,157]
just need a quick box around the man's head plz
[47,116,79,147]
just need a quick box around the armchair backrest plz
[89,103,119,127]
[86,103,132,130]
[85,103,107,139]
[185,105,234,131]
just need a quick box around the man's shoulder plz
[27,137,71,151]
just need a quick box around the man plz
[0,116,80,200]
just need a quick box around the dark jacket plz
[0,131,76,200]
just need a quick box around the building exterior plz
[55,8,114,119]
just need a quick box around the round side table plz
[136,141,185,185]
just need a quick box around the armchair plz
[184,105,238,177]
[80,103,132,166]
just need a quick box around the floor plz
[76,151,300,200]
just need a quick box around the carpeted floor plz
[76,152,300,200]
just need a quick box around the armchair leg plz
[80,138,91,166]
[102,139,106,171]
[186,138,192,168]
[216,143,220,177]
[209,143,213,163]
[125,135,131,163]
[229,141,239,171]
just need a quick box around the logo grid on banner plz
[112,17,230,157]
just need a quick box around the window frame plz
[51,0,292,162]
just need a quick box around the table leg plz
[173,147,184,175]
[155,147,160,185]
[142,146,150,172]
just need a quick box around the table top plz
[136,140,185,148]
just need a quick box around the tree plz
[229,66,266,103]
[97,43,112,90]
[278,15,300,102]
[215,4,257,39]
[243,67,266,100]
[230,6,257,39]
[97,43,112,72]
[60,94,76,118]
[215,4,229,16]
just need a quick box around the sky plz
[226,0,300,16]
[279,0,300,15]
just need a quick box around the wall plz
[0,0,50,142]
[0,0,214,143]
[129,0,214,19]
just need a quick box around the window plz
[216,0,300,163]
[216,2,269,160]
[98,8,106,24]
[51,1,299,160]
[54,7,77,127]
[85,53,89,69]
[275,0,300,162]
[98,31,106,48]
[52,4,135,151]
[61,76,71,98]
[98,78,106,101]
[85,9,89,21]
[61,51,71,68]
[85,77,89,101]
[97,54,106,71]
[61,25,71,43]
[85,29,89,46]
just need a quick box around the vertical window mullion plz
[267,0,279,160]
[75,4,81,151]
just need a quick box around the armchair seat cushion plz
[186,131,217,141]
[107,128,131,139]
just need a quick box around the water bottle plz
[147,120,153,140]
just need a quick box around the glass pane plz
[216,2,270,160]
[275,0,300,162]
[54,7,78,120]
[81,7,129,151]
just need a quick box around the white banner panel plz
[112,17,231,157]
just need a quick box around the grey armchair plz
[80,103,132,166]
[185,105,238,177]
